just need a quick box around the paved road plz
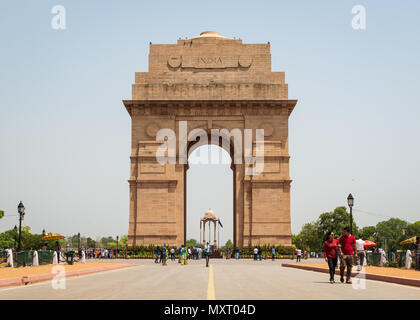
[0,259,419,299]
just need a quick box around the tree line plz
[0,226,128,250]
[292,206,420,252]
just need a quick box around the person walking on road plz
[338,226,357,284]
[161,244,167,266]
[204,242,212,267]
[170,247,175,261]
[355,235,366,271]
[296,248,302,262]
[271,247,275,261]
[323,231,338,284]
[258,247,262,261]
[253,247,258,261]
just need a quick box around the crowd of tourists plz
[153,242,213,267]
[229,246,281,260]
[84,248,119,259]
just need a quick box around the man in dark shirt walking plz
[338,227,357,284]
[154,246,160,263]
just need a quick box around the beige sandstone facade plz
[123,31,297,248]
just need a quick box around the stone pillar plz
[213,221,217,248]
[203,221,206,247]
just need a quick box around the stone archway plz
[186,132,237,248]
[123,31,297,248]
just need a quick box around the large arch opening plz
[186,144,234,249]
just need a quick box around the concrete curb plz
[282,263,420,288]
[0,278,23,288]
[1,263,136,288]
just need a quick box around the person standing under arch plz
[204,242,211,267]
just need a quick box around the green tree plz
[222,239,233,250]
[0,210,4,219]
[186,238,199,247]
[315,206,358,238]
[0,228,17,248]
[291,234,301,247]
[15,226,32,250]
[101,236,115,248]
[406,221,420,238]
[360,226,376,240]
[86,237,96,248]
[297,222,323,252]
[105,241,117,249]
[23,233,44,250]
[119,235,128,246]
[375,218,408,250]
[70,234,80,248]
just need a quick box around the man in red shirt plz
[338,226,357,284]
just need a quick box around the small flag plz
[218,220,223,228]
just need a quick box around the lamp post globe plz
[18,201,25,215]
[347,194,354,235]
[347,194,354,207]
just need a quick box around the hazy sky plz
[1,1,419,244]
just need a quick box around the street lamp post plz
[13,225,17,249]
[116,236,119,258]
[17,202,25,251]
[77,232,80,250]
[347,194,354,235]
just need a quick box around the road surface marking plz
[207,264,215,300]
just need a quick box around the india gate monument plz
[123,31,297,248]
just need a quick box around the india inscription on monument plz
[123,31,297,248]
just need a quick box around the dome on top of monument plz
[204,209,217,220]
[192,31,228,40]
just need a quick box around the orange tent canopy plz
[364,240,376,247]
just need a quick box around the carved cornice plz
[123,100,297,117]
